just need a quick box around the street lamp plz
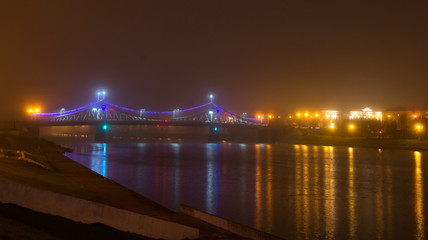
[97,90,107,100]
[209,110,214,122]
[209,94,214,103]
[173,108,180,119]
[415,124,424,140]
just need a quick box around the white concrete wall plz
[180,205,283,240]
[0,179,199,240]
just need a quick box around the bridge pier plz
[95,123,107,142]
[208,126,221,143]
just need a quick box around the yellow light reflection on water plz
[323,146,336,237]
[348,147,356,238]
[414,151,424,240]
[302,145,309,239]
[266,144,273,232]
[255,144,262,229]
[313,146,321,235]
[293,145,303,235]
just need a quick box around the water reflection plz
[348,147,356,238]
[415,151,424,239]
[89,143,107,177]
[323,146,336,238]
[255,144,262,229]
[206,144,219,213]
[64,142,428,240]
[266,144,273,232]
[375,148,384,239]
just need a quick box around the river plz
[63,142,427,239]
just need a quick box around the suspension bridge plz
[24,93,269,142]
[30,94,263,126]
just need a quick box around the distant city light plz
[416,124,423,132]
[349,124,355,130]
[102,124,108,130]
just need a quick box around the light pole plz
[416,124,423,140]
[209,111,214,122]
[97,90,107,100]
[139,109,146,118]
[209,94,213,103]
[173,109,180,119]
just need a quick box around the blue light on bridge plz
[30,91,263,124]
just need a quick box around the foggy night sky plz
[1,1,428,120]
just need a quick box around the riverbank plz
[0,134,250,240]
[282,133,428,151]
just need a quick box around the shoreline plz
[0,134,254,240]
[281,134,428,151]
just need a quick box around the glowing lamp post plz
[415,124,424,140]
[97,90,106,100]
[173,109,180,119]
[348,123,356,136]
[209,111,214,122]
[209,94,214,103]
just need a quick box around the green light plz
[214,127,218,132]
[102,124,108,130]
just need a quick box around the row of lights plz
[27,108,40,113]
[326,123,424,132]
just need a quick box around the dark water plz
[64,143,427,239]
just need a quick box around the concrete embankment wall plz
[0,179,199,240]
[180,205,284,240]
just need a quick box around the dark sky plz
[1,1,428,120]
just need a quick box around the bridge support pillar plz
[208,126,221,143]
[95,123,107,142]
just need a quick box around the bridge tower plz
[208,126,221,142]
[95,123,108,142]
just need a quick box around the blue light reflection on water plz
[88,143,107,177]
[64,143,427,240]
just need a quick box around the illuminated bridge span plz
[31,96,263,127]
[21,94,287,142]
